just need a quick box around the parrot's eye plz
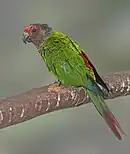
[32,28,36,32]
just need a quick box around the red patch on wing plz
[79,51,93,72]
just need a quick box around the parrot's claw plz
[54,80,61,86]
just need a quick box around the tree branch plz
[0,71,130,129]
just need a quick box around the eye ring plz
[32,28,36,32]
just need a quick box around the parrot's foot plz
[54,80,61,86]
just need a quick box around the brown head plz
[22,23,52,48]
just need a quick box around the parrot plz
[22,23,125,140]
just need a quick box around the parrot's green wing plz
[66,36,109,94]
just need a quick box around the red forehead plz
[24,24,40,33]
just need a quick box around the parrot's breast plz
[51,56,87,86]
[41,40,87,86]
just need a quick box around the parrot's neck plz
[32,30,53,49]
[32,34,45,49]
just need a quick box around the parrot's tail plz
[87,89,126,140]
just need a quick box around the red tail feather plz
[104,112,125,140]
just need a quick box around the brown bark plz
[0,71,130,129]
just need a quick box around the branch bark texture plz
[0,71,130,129]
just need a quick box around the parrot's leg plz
[54,79,61,86]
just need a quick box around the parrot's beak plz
[22,32,31,44]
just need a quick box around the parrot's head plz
[22,23,52,48]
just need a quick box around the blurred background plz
[0,0,130,154]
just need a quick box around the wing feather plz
[67,36,109,93]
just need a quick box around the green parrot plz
[22,23,125,140]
